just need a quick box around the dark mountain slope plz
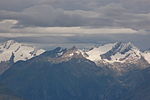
[127,67,150,100]
[0,47,150,100]
[0,55,125,100]
[0,83,24,100]
[115,66,150,100]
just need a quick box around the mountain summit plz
[84,42,149,72]
[85,42,141,63]
[0,40,45,63]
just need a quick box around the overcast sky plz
[0,0,150,50]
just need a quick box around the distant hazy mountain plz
[0,40,150,100]
[0,40,149,74]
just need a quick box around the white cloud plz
[0,19,139,38]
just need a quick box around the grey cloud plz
[96,4,150,30]
[1,0,149,12]
[121,0,150,13]
[0,0,150,51]
[0,5,88,27]
[0,0,40,11]
[0,0,149,30]
[0,0,150,31]
[20,5,88,27]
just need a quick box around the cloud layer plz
[0,0,150,30]
[0,0,149,50]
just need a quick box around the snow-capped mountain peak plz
[85,43,116,61]
[0,40,45,63]
[82,42,150,73]
[84,42,142,64]
[142,50,150,64]
[0,40,17,50]
[101,42,141,62]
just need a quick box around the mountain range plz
[0,40,149,100]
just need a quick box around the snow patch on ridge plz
[142,51,150,64]
[84,42,142,64]
[85,43,115,62]
[0,40,45,63]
